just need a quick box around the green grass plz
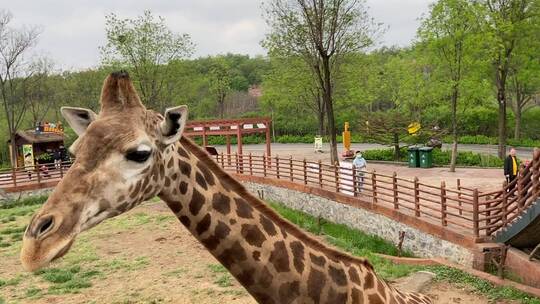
[34,265,101,295]
[268,201,540,303]
[0,195,48,210]
[207,264,234,288]
[426,266,540,304]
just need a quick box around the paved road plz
[213,142,535,160]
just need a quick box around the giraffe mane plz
[179,136,375,271]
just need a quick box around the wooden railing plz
[2,149,539,240]
[0,161,71,189]
[215,151,540,239]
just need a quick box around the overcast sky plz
[2,0,433,70]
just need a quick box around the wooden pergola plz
[183,117,272,157]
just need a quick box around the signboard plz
[314,136,323,152]
[22,144,34,167]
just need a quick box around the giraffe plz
[20,71,432,304]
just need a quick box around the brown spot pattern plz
[241,224,266,247]
[197,161,215,186]
[218,241,247,268]
[329,265,347,286]
[235,197,253,219]
[189,189,205,216]
[368,294,384,304]
[178,159,191,176]
[269,241,290,272]
[195,172,207,190]
[310,253,326,267]
[278,281,300,304]
[260,215,277,236]
[179,181,188,194]
[212,193,230,214]
[307,268,326,303]
[195,214,212,235]
[290,241,305,274]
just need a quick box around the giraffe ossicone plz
[20,71,432,304]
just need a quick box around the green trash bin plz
[419,147,434,168]
[407,147,420,168]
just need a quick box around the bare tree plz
[263,0,382,164]
[0,10,41,166]
[25,58,55,126]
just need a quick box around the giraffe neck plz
[157,137,422,304]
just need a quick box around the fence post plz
[318,160,323,188]
[414,177,420,217]
[220,152,224,168]
[249,153,253,176]
[303,159,307,185]
[372,170,378,204]
[517,171,524,210]
[36,164,42,184]
[502,181,508,226]
[60,162,64,179]
[473,189,479,237]
[392,172,398,209]
[11,167,17,187]
[276,155,280,179]
[352,165,357,197]
[441,181,447,226]
[289,156,293,181]
[263,154,267,177]
[334,161,339,192]
[485,195,492,236]
[457,178,463,216]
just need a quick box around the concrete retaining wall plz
[0,188,52,203]
[244,181,475,267]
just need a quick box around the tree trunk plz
[318,108,325,136]
[393,133,400,161]
[9,132,18,168]
[497,90,507,159]
[218,97,225,119]
[514,104,521,141]
[321,56,338,164]
[450,86,458,172]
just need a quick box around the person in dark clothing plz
[53,150,62,169]
[504,148,519,192]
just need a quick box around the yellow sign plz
[408,122,421,135]
[342,122,351,151]
[22,144,34,167]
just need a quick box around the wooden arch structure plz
[183,117,272,157]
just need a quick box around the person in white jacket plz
[352,151,367,193]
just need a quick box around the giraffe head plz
[20,71,188,271]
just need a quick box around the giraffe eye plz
[125,149,152,163]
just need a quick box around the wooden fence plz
[215,150,540,239]
[2,149,539,240]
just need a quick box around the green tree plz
[263,0,381,164]
[480,0,539,158]
[208,58,231,119]
[507,27,540,140]
[418,0,481,172]
[100,10,194,111]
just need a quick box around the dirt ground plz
[0,200,522,304]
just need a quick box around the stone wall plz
[244,181,475,267]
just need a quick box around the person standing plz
[53,149,61,169]
[504,148,519,192]
[352,151,367,193]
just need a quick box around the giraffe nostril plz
[35,216,54,238]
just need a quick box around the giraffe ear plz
[61,107,98,136]
[160,105,188,145]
